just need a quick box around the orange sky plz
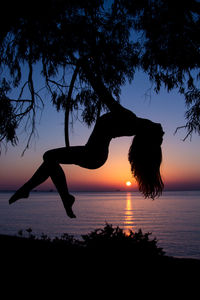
[1,132,200,191]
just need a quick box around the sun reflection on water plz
[124,192,135,235]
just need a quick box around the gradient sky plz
[1,71,200,191]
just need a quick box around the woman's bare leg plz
[9,161,76,218]
[8,146,87,218]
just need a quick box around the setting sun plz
[126,181,132,187]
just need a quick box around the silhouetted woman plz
[9,99,164,218]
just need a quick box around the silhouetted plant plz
[25,227,36,239]
[52,232,80,248]
[18,229,23,237]
[40,233,51,242]
[82,223,165,257]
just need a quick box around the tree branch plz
[174,125,193,141]
[65,63,80,147]
[18,81,28,99]
[47,79,69,89]
[80,59,119,111]
[7,98,32,103]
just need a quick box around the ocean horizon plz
[0,190,200,259]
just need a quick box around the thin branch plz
[18,81,28,99]
[7,98,32,103]
[182,131,193,141]
[173,125,187,135]
[0,133,7,142]
[18,47,38,155]
[174,125,193,141]
[34,91,44,108]
[14,105,33,118]
[47,79,69,89]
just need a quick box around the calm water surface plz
[0,191,200,259]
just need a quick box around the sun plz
[126,181,132,187]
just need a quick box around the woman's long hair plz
[128,122,164,199]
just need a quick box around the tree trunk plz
[64,64,80,147]
[64,102,70,147]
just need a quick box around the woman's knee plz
[43,150,56,163]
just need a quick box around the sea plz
[0,190,200,259]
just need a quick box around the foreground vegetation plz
[14,223,165,258]
[1,223,200,272]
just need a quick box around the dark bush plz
[82,223,165,258]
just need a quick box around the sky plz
[1,71,200,192]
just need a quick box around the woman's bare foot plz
[9,185,30,205]
[63,194,76,218]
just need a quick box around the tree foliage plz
[1,0,200,151]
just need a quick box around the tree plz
[123,0,200,139]
[1,0,200,152]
